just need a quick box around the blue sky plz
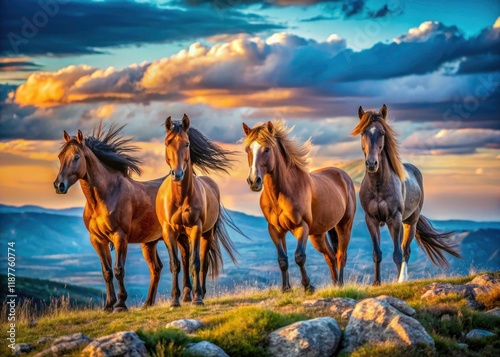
[0,0,499,220]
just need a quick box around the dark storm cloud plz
[0,59,42,72]
[0,0,283,56]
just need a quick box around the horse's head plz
[242,121,277,192]
[164,114,191,181]
[54,130,87,194]
[358,104,387,173]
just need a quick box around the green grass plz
[1,272,499,356]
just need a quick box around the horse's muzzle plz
[171,170,184,181]
[247,176,263,192]
[54,181,68,194]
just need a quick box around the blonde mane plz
[351,110,408,180]
[244,120,310,170]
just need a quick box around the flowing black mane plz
[169,121,236,175]
[60,123,142,176]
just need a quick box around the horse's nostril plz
[58,182,65,190]
[256,176,262,185]
[374,161,378,166]
[247,177,252,185]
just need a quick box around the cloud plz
[0,57,42,72]
[403,128,500,155]
[0,0,283,57]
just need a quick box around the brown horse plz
[156,114,241,306]
[242,120,356,290]
[53,124,194,312]
[352,104,461,285]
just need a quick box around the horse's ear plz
[379,104,387,119]
[165,116,173,131]
[182,114,190,131]
[63,130,71,142]
[242,122,251,137]
[77,130,84,144]
[266,121,275,135]
[358,106,365,120]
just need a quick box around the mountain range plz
[1,204,499,302]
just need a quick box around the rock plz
[302,298,332,308]
[376,295,416,316]
[34,333,92,357]
[166,319,202,333]
[467,274,500,296]
[14,343,34,355]
[37,337,54,345]
[82,331,146,357]
[466,299,484,310]
[344,298,435,353]
[465,329,495,340]
[267,317,341,357]
[184,341,229,357]
[421,283,476,301]
[486,307,500,317]
[328,298,357,316]
[441,314,451,322]
[341,308,354,320]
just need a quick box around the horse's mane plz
[60,123,142,176]
[168,122,236,175]
[243,120,310,170]
[351,110,407,180]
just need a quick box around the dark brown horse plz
[352,105,461,285]
[53,124,194,312]
[156,115,241,306]
[242,120,356,290]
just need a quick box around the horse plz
[242,120,356,291]
[156,114,241,306]
[53,124,194,312]
[352,104,462,285]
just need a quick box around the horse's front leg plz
[111,230,128,313]
[141,240,163,308]
[188,223,204,305]
[292,222,314,293]
[178,235,192,302]
[366,215,382,285]
[268,223,291,292]
[90,235,116,311]
[387,212,403,279]
[162,225,182,307]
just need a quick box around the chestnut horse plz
[352,105,461,285]
[156,115,241,306]
[53,124,194,312]
[242,121,356,290]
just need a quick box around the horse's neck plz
[265,152,307,202]
[170,162,194,206]
[79,149,123,209]
[365,150,393,187]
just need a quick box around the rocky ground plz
[4,273,500,357]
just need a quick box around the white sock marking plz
[398,261,408,282]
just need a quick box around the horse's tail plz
[207,205,244,278]
[327,228,339,253]
[415,215,461,267]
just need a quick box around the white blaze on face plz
[369,125,376,135]
[249,141,261,179]
[398,261,408,282]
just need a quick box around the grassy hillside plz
[1,273,499,357]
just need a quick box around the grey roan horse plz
[352,104,461,285]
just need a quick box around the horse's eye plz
[186,143,190,148]
[264,147,270,153]
[74,154,80,161]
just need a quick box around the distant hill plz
[1,204,499,299]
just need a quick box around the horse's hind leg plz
[112,232,129,313]
[292,222,314,293]
[178,235,192,302]
[399,221,416,282]
[309,233,338,284]
[141,240,163,308]
[90,235,116,311]
[268,223,291,292]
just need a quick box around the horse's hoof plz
[191,298,204,306]
[372,281,381,286]
[305,285,316,294]
[170,301,181,308]
[141,303,153,310]
[282,286,292,293]
[182,294,192,303]
[112,306,128,313]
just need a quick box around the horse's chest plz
[88,216,115,238]
[170,206,200,229]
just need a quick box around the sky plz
[0,0,499,221]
